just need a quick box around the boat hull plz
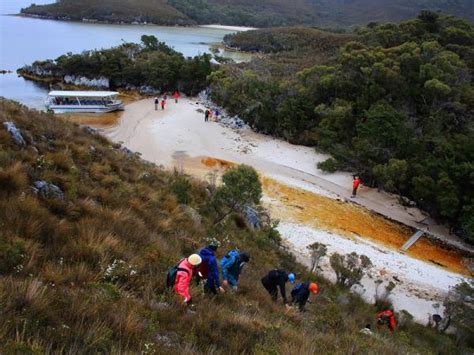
[48,103,124,114]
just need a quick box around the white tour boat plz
[46,91,124,113]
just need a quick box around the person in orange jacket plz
[351,175,361,198]
[377,309,396,331]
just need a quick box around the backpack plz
[221,250,239,266]
[291,283,303,297]
[166,259,189,289]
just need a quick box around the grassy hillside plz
[0,99,469,353]
[21,0,474,27]
[210,13,474,243]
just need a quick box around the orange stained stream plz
[179,157,471,276]
[180,157,470,275]
[262,177,470,275]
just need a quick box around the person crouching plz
[290,282,319,312]
[174,254,202,306]
[221,250,250,291]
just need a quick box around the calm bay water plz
[0,0,248,110]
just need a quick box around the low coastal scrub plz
[211,12,474,243]
[18,35,212,95]
[223,27,355,54]
[1,99,471,353]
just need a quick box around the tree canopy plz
[20,35,212,95]
[21,0,474,28]
[211,13,474,243]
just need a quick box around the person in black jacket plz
[291,282,319,312]
[261,269,295,308]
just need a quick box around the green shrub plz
[317,158,338,173]
[212,165,262,224]
[171,174,192,205]
[329,252,372,288]
[0,239,25,274]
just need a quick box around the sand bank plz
[199,24,256,32]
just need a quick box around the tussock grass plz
[0,99,469,353]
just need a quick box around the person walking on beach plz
[204,109,210,122]
[154,97,158,110]
[161,98,166,110]
[214,109,220,120]
[351,175,361,198]
[261,269,295,310]
[172,90,180,103]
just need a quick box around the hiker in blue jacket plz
[221,250,250,290]
[196,242,225,295]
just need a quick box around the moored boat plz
[46,91,124,113]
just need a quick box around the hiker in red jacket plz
[377,309,396,331]
[161,98,166,110]
[174,254,202,305]
[351,175,361,198]
[172,90,180,103]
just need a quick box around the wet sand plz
[262,177,469,275]
[57,92,141,128]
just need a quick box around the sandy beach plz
[199,24,257,32]
[103,96,472,323]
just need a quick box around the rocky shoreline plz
[18,68,163,96]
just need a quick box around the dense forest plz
[1,99,473,353]
[19,36,212,95]
[211,12,474,243]
[21,0,474,28]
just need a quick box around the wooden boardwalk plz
[401,230,425,251]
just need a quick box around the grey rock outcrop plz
[179,205,202,226]
[64,75,110,88]
[243,206,261,229]
[3,121,26,146]
[32,181,65,200]
[83,126,98,135]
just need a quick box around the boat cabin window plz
[51,96,116,105]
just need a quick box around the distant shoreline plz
[16,13,256,32]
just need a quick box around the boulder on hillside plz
[243,206,261,229]
[179,204,202,226]
[3,121,26,147]
[32,180,65,200]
